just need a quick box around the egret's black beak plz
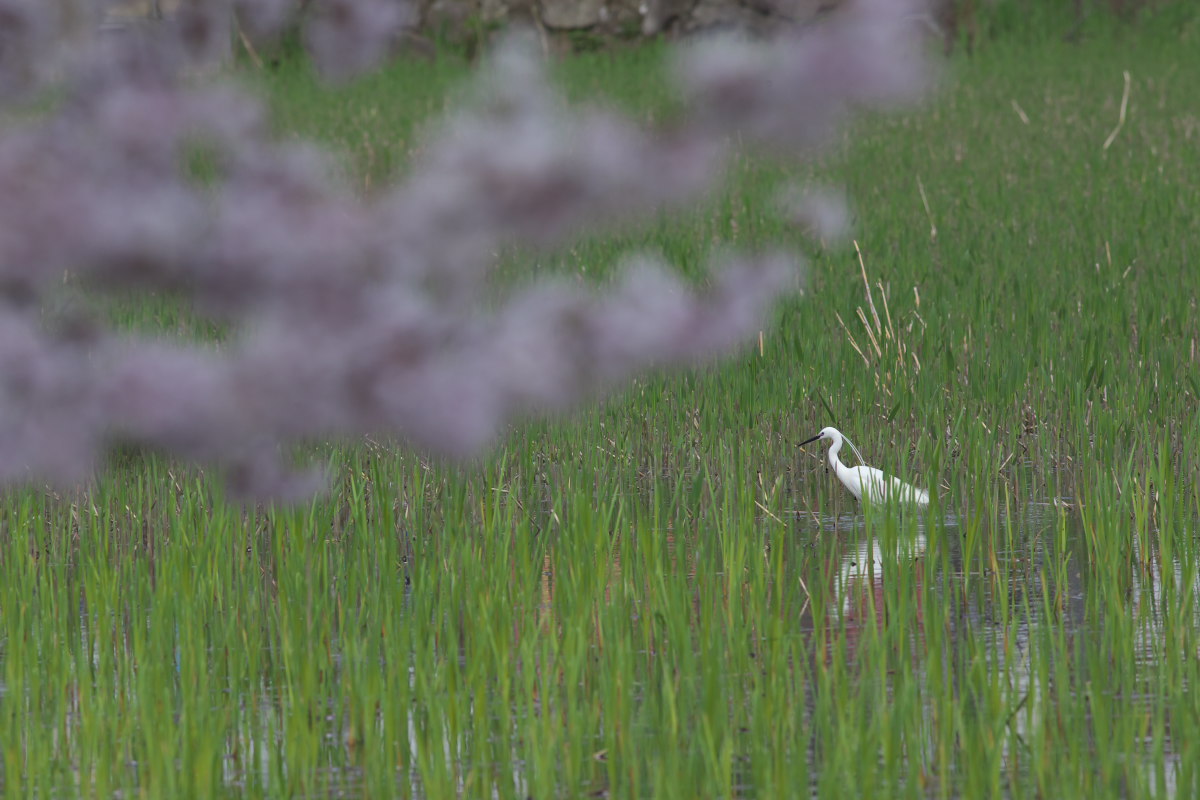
[798,433,822,447]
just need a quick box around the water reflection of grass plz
[2,31,1200,799]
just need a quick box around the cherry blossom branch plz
[0,0,932,498]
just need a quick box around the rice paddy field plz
[3,18,1200,799]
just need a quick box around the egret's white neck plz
[827,434,844,472]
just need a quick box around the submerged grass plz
[3,32,1200,798]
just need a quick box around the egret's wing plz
[852,466,889,503]
[889,476,930,505]
[845,466,930,506]
[855,468,929,505]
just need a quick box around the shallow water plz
[2,491,1195,798]
[790,499,1195,796]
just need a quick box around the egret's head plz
[799,426,841,447]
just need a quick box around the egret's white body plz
[800,426,929,507]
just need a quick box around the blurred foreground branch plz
[0,0,932,499]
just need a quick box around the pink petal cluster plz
[0,0,931,498]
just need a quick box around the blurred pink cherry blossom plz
[0,0,933,498]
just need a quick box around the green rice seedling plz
[2,26,1199,799]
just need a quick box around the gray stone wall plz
[104,0,835,44]
[424,0,831,39]
[97,0,907,64]
[101,0,825,32]
[100,0,233,68]
[103,0,185,24]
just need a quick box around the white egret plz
[799,426,929,507]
